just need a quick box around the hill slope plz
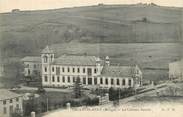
[0,4,183,57]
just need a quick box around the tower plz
[105,56,110,66]
[96,57,102,75]
[41,46,54,86]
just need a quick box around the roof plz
[0,89,22,100]
[53,55,102,66]
[21,56,41,62]
[42,45,54,54]
[101,66,136,77]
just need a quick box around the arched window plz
[44,56,48,63]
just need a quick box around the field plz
[0,4,183,59]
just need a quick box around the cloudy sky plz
[0,0,183,13]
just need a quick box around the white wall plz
[0,96,23,117]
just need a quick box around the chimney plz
[105,56,110,66]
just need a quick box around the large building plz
[0,89,23,117]
[169,59,183,80]
[40,46,142,89]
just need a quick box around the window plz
[16,98,19,102]
[77,68,80,73]
[105,78,108,85]
[3,107,6,114]
[52,67,55,72]
[68,67,70,72]
[51,76,55,82]
[51,55,53,62]
[68,76,70,83]
[83,77,86,84]
[122,79,125,85]
[34,64,36,68]
[44,76,48,82]
[100,78,103,84]
[45,67,47,72]
[83,68,85,73]
[57,76,60,82]
[87,68,92,76]
[62,76,65,82]
[111,79,114,85]
[73,77,75,82]
[62,67,65,72]
[73,68,75,73]
[9,106,13,113]
[56,67,60,75]
[28,69,30,75]
[10,99,13,103]
[3,100,6,105]
[26,64,29,67]
[76,77,80,83]
[129,79,131,86]
[94,77,97,84]
[88,78,92,85]
[44,56,48,63]
[94,68,97,74]
[117,79,120,85]
[16,104,19,109]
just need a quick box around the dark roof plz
[21,56,41,62]
[53,55,102,66]
[0,89,22,100]
[101,66,136,77]
[42,46,54,54]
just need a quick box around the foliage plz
[109,87,135,101]
[74,77,82,98]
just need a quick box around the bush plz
[109,87,135,101]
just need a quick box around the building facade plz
[169,59,183,80]
[21,56,41,78]
[0,89,23,117]
[41,46,142,89]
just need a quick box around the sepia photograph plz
[0,0,183,117]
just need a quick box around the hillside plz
[0,4,183,57]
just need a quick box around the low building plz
[169,59,183,80]
[0,89,23,117]
[21,56,41,78]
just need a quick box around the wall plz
[0,96,23,117]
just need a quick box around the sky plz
[0,0,183,13]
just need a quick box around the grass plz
[0,5,182,59]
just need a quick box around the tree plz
[74,77,82,98]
